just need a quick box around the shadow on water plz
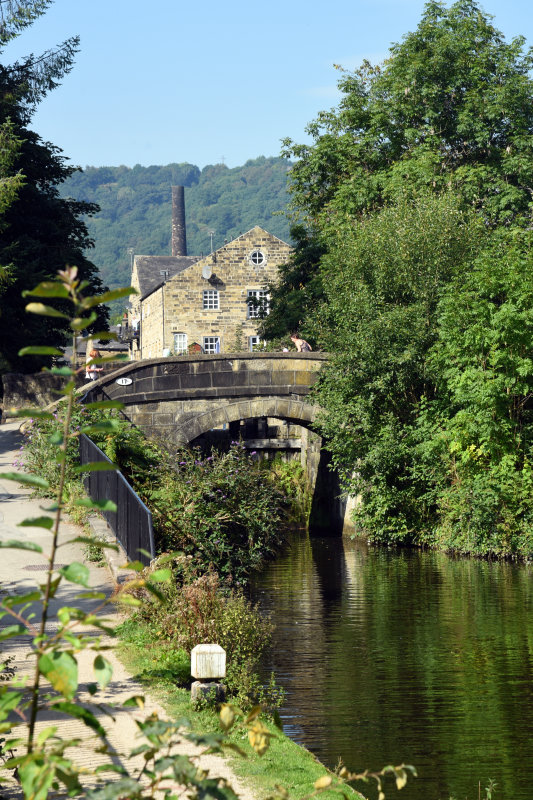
[251,532,533,800]
[308,449,346,538]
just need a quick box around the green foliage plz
[283,1,533,227]
[137,442,287,585]
[60,157,292,299]
[261,456,311,525]
[258,224,326,342]
[268,1,533,558]
[126,562,282,710]
[415,232,533,555]
[0,266,287,798]
[312,193,485,545]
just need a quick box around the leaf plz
[2,590,41,607]
[148,568,171,583]
[0,471,49,489]
[65,536,118,552]
[70,312,97,331]
[52,701,107,738]
[73,461,117,474]
[17,516,54,530]
[17,346,65,356]
[58,562,89,587]
[0,539,43,552]
[395,769,408,790]
[115,594,141,607]
[122,695,145,709]
[24,302,69,318]
[83,400,125,410]
[73,498,117,512]
[39,652,78,699]
[219,704,235,731]
[6,409,54,419]
[22,282,69,299]
[314,775,332,790]
[125,560,145,572]
[245,705,262,724]
[79,331,118,342]
[81,420,121,434]
[37,726,58,746]
[18,758,56,800]
[48,366,74,376]
[0,624,27,641]
[94,655,113,689]
[85,287,138,307]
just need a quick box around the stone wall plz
[2,372,85,415]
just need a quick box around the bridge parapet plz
[91,352,327,405]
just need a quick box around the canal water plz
[250,534,533,800]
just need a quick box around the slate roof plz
[135,255,200,299]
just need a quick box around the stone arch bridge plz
[83,352,352,535]
[84,352,328,446]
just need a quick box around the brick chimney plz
[171,185,187,256]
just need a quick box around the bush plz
[131,557,281,709]
[137,442,288,585]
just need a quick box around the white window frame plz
[203,289,219,310]
[247,289,269,319]
[203,336,220,354]
[249,249,266,266]
[173,332,188,354]
[249,336,261,352]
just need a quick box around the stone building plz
[127,187,292,359]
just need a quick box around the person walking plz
[290,333,312,352]
[85,348,104,381]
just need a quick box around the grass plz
[116,618,365,800]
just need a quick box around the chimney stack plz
[171,185,187,256]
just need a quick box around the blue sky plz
[4,0,533,170]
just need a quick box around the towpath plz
[0,420,257,799]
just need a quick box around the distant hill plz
[61,157,292,293]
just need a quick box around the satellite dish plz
[202,264,212,280]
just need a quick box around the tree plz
[257,224,325,345]
[0,0,107,375]
[310,193,485,544]
[282,0,533,228]
[416,231,533,555]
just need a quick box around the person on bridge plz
[290,333,312,352]
[85,348,104,381]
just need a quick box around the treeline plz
[61,157,292,292]
[261,0,533,559]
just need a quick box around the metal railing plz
[79,434,155,566]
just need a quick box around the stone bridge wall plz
[86,352,328,446]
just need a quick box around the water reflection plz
[250,535,533,800]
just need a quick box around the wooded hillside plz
[61,157,292,291]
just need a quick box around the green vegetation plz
[0,1,108,376]
[263,0,533,559]
[61,157,292,297]
[119,561,281,710]
[117,627,370,800]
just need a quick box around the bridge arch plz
[175,397,319,445]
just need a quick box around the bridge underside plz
[125,395,318,446]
